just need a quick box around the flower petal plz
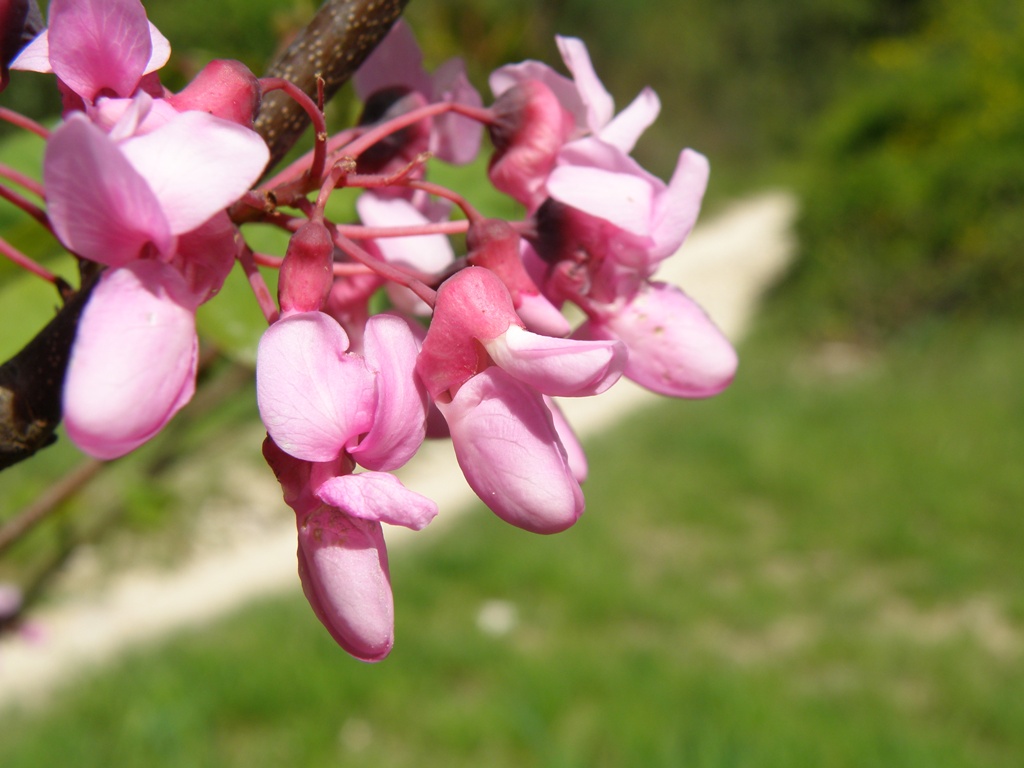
[555,35,613,133]
[316,471,438,531]
[44,114,172,265]
[64,261,197,459]
[119,110,269,235]
[47,0,152,100]
[483,324,625,397]
[585,281,737,398]
[349,314,427,471]
[439,367,584,534]
[297,509,394,662]
[598,86,660,154]
[256,312,376,463]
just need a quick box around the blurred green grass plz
[1,314,1021,767]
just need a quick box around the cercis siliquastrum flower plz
[0,2,737,660]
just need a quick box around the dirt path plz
[0,192,798,709]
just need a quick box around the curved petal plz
[430,57,484,164]
[119,111,269,235]
[555,35,613,132]
[587,282,737,398]
[256,312,376,463]
[44,114,173,265]
[598,86,660,154]
[439,367,584,534]
[297,509,394,662]
[547,161,655,237]
[64,261,197,459]
[356,194,453,273]
[47,0,152,100]
[483,325,625,397]
[649,148,710,262]
[316,471,438,531]
[349,314,427,471]
[9,29,50,73]
[545,396,587,483]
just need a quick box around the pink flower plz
[487,35,661,210]
[45,108,268,458]
[417,267,624,532]
[11,0,170,103]
[354,20,482,166]
[257,314,435,660]
[529,139,738,398]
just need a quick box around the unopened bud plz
[278,220,334,315]
[167,59,262,126]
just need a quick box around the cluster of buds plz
[0,0,736,661]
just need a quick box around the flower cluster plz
[1,0,736,661]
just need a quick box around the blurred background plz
[1,0,1022,765]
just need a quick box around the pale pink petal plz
[119,111,269,235]
[483,324,625,397]
[9,29,50,72]
[47,0,152,100]
[598,86,660,154]
[356,194,453,273]
[353,19,429,100]
[585,282,737,397]
[489,59,580,114]
[555,35,613,132]
[516,291,572,337]
[64,261,197,459]
[143,21,170,74]
[256,312,376,463]
[316,472,438,531]
[548,164,654,236]
[430,57,483,164]
[349,314,427,471]
[44,114,173,265]
[649,148,710,262]
[545,397,587,483]
[439,368,584,534]
[296,509,394,661]
[171,211,238,304]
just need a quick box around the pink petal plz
[256,312,376,463]
[430,57,484,164]
[483,325,625,397]
[44,114,172,266]
[353,20,429,100]
[548,165,653,236]
[47,0,152,100]
[64,261,197,459]
[9,30,51,73]
[545,397,588,483]
[599,86,660,154]
[296,509,394,662]
[439,368,584,534]
[555,35,613,132]
[316,471,438,531]
[585,282,737,397]
[649,148,710,262]
[349,314,427,471]
[356,194,453,273]
[119,111,269,235]
[143,21,170,74]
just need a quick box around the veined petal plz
[119,111,269,235]
[44,114,173,265]
[47,0,152,100]
[349,314,427,471]
[316,472,438,531]
[587,282,737,398]
[439,367,584,534]
[483,324,625,397]
[64,261,197,459]
[297,509,394,662]
[256,312,376,463]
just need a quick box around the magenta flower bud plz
[278,220,335,316]
[488,80,572,211]
[166,59,262,126]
